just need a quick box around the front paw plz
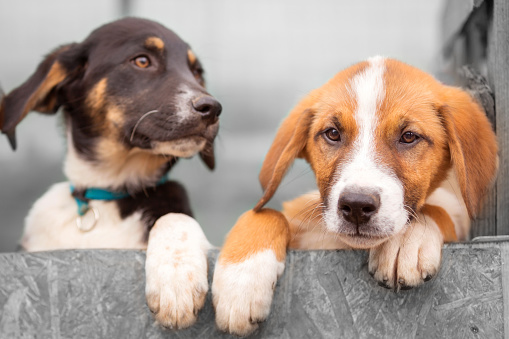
[145,214,211,329]
[368,216,443,290]
[212,250,284,337]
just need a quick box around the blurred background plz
[0,0,445,251]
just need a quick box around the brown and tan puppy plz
[1,18,221,330]
[212,56,498,336]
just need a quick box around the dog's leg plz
[368,204,456,290]
[212,209,289,336]
[145,213,211,329]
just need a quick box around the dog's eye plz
[400,131,419,144]
[192,67,203,78]
[192,67,204,85]
[132,55,151,68]
[325,128,341,142]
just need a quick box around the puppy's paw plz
[145,213,211,329]
[368,215,443,290]
[212,250,285,337]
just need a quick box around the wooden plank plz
[442,0,484,48]
[0,246,506,338]
[440,2,499,237]
[462,66,497,238]
[502,242,509,339]
[488,0,509,235]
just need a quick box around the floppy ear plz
[199,143,215,170]
[440,87,498,218]
[253,95,316,211]
[0,44,80,150]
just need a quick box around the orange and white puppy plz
[212,57,498,336]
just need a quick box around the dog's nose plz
[339,191,380,225]
[192,96,222,124]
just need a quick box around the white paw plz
[212,249,284,336]
[368,214,443,290]
[145,213,211,329]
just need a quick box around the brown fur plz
[254,58,497,239]
[214,58,498,337]
[438,88,498,217]
[218,209,289,264]
[421,204,457,242]
[220,57,497,275]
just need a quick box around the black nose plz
[339,191,380,225]
[192,96,222,124]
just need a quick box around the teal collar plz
[70,175,169,216]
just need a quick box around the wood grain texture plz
[0,245,506,338]
[442,0,508,237]
[488,0,509,235]
[462,66,497,238]
[501,242,509,339]
[442,0,480,47]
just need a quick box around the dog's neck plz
[64,135,172,193]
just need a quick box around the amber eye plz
[400,131,419,144]
[325,128,341,142]
[132,55,151,68]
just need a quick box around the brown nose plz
[192,96,222,124]
[338,191,380,225]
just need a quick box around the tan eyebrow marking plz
[145,37,164,50]
[187,49,197,65]
[87,78,107,112]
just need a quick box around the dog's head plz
[254,57,498,249]
[0,17,220,170]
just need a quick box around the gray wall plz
[0,0,444,251]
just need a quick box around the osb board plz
[0,243,507,338]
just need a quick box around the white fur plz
[151,137,206,158]
[25,138,213,330]
[368,210,444,289]
[323,56,408,247]
[21,182,147,251]
[426,170,470,240]
[212,249,285,336]
[145,213,211,329]
[175,84,197,123]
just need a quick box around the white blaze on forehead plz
[323,56,408,241]
[339,56,387,187]
[350,55,386,159]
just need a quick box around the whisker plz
[291,200,321,221]
[296,201,323,224]
[299,204,325,234]
[130,110,159,142]
[404,204,421,223]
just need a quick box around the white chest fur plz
[21,182,147,251]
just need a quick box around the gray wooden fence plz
[1,243,508,338]
[442,0,509,237]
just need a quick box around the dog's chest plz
[20,181,191,251]
[115,180,193,231]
